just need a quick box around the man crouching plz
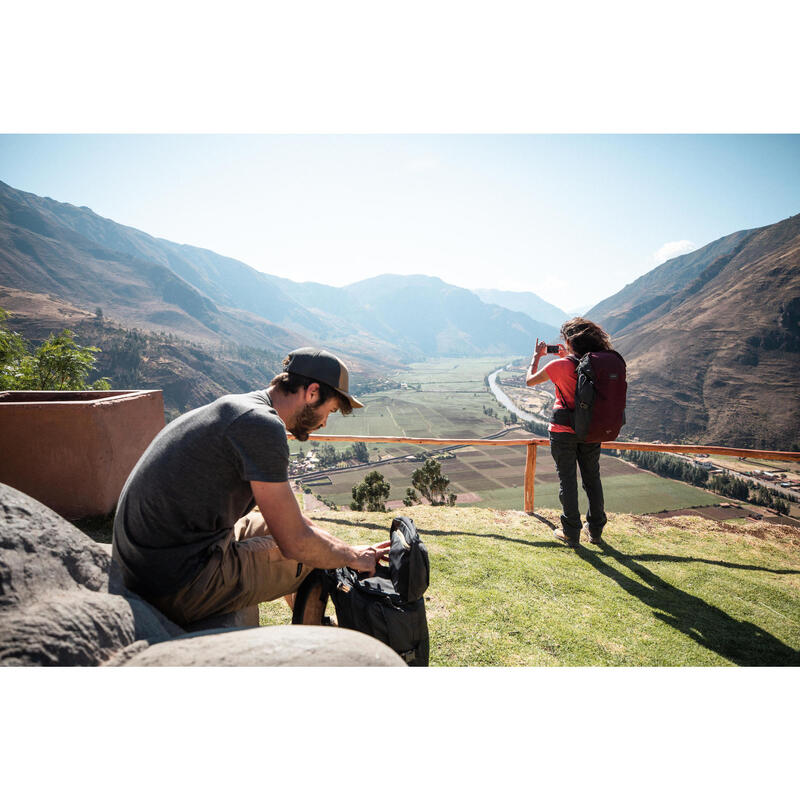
[112,347,389,627]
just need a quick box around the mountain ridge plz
[608,213,800,449]
[473,287,568,327]
[0,179,558,369]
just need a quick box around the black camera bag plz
[292,516,430,666]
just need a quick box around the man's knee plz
[234,508,269,541]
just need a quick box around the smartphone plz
[546,345,560,354]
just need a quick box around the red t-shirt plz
[544,357,577,434]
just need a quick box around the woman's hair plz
[269,371,353,415]
[559,317,612,357]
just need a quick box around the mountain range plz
[0,180,558,370]
[473,288,567,328]
[1,178,797,448]
[587,214,800,449]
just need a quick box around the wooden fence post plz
[524,443,537,514]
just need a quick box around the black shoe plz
[554,528,580,547]
[582,523,603,545]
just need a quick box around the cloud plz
[651,239,696,265]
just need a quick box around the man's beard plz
[289,402,326,441]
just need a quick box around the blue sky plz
[1,134,798,310]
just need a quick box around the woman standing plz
[526,317,616,547]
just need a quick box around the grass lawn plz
[259,505,800,666]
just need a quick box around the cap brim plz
[340,391,364,410]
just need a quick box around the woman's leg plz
[549,432,581,542]
[576,442,607,536]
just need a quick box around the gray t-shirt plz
[112,390,289,597]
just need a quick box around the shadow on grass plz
[311,515,558,549]
[532,513,796,575]
[617,553,800,576]
[576,542,800,666]
[73,513,115,544]
[317,513,800,664]
[315,514,799,573]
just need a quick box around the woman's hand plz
[534,339,548,358]
[557,343,568,357]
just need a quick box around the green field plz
[292,356,508,459]
[302,450,720,515]
[295,357,724,516]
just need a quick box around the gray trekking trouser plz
[549,432,607,541]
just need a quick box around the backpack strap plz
[551,355,578,427]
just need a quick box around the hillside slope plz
[611,214,800,449]
[0,287,283,416]
[0,180,307,356]
[587,227,753,334]
[0,179,554,365]
[474,287,568,327]
[345,274,559,356]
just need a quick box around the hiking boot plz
[553,528,580,547]
[582,523,603,545]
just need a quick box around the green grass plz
[260,505,800,666]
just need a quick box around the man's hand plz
[557,343,568,357]
[349,541,391,576]
[534,338,548,359]
[252,481,388,571]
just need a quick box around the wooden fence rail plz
[301,434,800,513]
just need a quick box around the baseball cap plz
[284,347,364,409]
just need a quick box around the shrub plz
[0,309,110,391]
[350,471,391,512]
[411,458,456,506]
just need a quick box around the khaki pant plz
[150,509,313,627]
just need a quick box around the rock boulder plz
[0,483,183,665]
[0,483,405,667]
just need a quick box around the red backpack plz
[552,350,627,442]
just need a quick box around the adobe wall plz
[0,390,164,519]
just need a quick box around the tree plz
[403,488,419,507]
[26,330,111,390]
[0,310,110,391]
[411,458,456,506]
[773,498,789,516]
[350,471,391,512]
[316,443,339,467]
[0,309,28,389]
[351,441,369,463]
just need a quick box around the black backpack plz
[292,516,430,666]
[552,350,627,442]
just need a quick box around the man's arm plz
[251,480,389,575]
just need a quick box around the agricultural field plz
[298,438,721,515]
[292,356,509,461]
[293,356,732,517]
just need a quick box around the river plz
[487,366,550,424]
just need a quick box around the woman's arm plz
[526,339,551,386]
